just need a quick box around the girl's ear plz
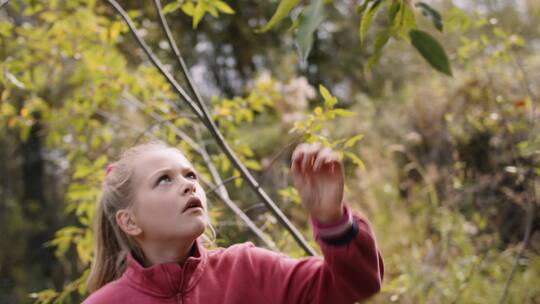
[116,209,142,237]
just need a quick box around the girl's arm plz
[224,144,382,303]
[243,203,383,304]
[260,143,383,303]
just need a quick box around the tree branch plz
[152,0,211,126]
[106,0,316,255]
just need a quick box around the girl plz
[83,141,384,304]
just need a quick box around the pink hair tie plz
[106,164,115,175]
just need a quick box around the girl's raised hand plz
[291,143,344,224]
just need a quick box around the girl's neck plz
[139,239,196,267]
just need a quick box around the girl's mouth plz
[182,197,203,213]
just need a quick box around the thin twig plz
[152,0,212,126]
[242,203,266,215]
[206,174,242,195]
[105,0,205,121]
[106,0,316,256]
[498,201,536,304]
[202,180,277,251]
[122,94,202,151]
[192,128,277,250]
[131,117,176,146]
[259,133,303,185]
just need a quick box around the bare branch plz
[206,174,242,195]
[193,127,277,250]
[106,0,316,256]
[104,0,205,121]
[152,0,212,126]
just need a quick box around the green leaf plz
[162,2,181,15]
[395,2,416,40]
[295,0,326,62]
[387,0,400,21]
[359,0,383,44]
[288,14,301,32]
[345,152,366,171]
[214,1,234,14]
[367,29,391,68]
[415,2,443,32]
[319,84,337,108]
[356,0,372,16]
[181,2,195,16]
[332,108,356,117]
[94,155,108,168]
[409,29,452,76]
[220,156,231,172]
[257,0,301,33]
[207,4,218,17]
[343,134,364,148]
[192,2,206,28]
[244,159,262,171]
[233,169,243,187]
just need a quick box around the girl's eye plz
[186,171,197,180]
[157,174,172,186]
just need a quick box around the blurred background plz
[0,0,539,303]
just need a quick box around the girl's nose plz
[182,180,196,195]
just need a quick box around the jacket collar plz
[122,238,208,297]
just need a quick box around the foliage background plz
[0,0,539,303]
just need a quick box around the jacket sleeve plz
[246,205,384,304]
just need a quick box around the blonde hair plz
[86,141,213,293]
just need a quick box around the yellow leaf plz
[217,106,231,116]
[20,107,29,118]
[314,106,323,116]
[214,1,235,14]
[181,2,195,16]
[40,11,58,22]
[319,84,337,108]
[221,157,231,172]
[192,1,206,28]
[1,89,10,102]
[343,134,364,148]
[345,152,366,171]
[207,5,218,17]
[109,21,123,41]
[162,2,181,14]
[333,108,356,117]
[244,159,262,171]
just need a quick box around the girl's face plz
[130,148,208,243]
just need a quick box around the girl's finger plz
[292,143,309,162]
[291,144,309,174]
[291,151,304,175]
[323,153,339,165]
[301,144,321,173]
[324,155,342,173]
[313,148,332,171]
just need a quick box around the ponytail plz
[86,142,168,292]
[86,194,128,292]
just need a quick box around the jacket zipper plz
[176,259,188,304]
[176,293,182,304]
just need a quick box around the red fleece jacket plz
[83,206,384,304]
